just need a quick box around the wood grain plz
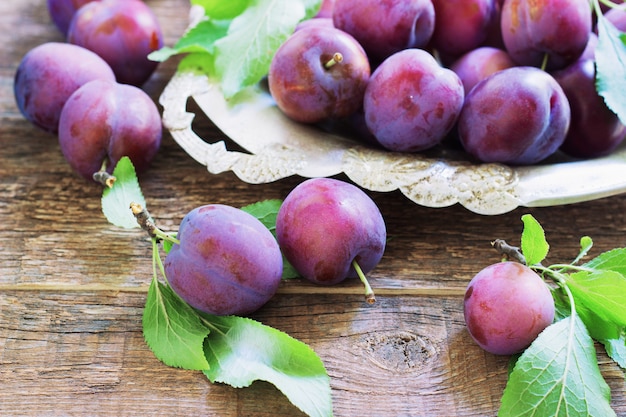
[1,1,625,416]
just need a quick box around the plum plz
[58,79,162,181]
[430,0,497,57]
[67,0,163,86]
[464,262,555,355]
[332,0,435,63]
[457,66,570,165]
[13,42,115,133]
[500,0,591,70]
[164,204,284,316]
[47,0,98,36]
[268,25,370,124]
[450,46,516,95]
[364,48,465,152]
[276,178,386,295]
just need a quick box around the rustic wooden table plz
[1,1,625,416]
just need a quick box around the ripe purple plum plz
[268,25,370,124]
[13,42,115,134]
[450,46,516,95]
[464,262,555,355]
[431,0,497,57]
[47,0,98,35]
[58,79,162,181]
[67,0,163,86]
[457,66,570,165]
[500,0,591,70]
[364,48,464,152]
[332,0,435,63]
[276,178,386,290]
[552,36,626,158]
[165,204,283,316]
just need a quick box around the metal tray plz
[160,70,626,215]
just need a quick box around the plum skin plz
[276,178,386,286]
[165,205,284,316]
[268,25,370,124]
[463,262,555,356]
[67,0,163,86]
[13,42,115,134]
[58,79,162,181]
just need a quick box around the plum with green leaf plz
[268,25,370,124]
[464,261,555,355]
[164,204,284,316]
[276,178,386,302]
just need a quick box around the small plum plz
[164,204,284,316]
[58,79,162,181]
[463,262,555,355]
[276,178,386,292]
[13,42,115,133]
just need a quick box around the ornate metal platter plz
[160,70,626,215]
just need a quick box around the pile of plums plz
[269,0,626,164]
[14,0,164,181]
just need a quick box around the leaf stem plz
[352,259,375,304]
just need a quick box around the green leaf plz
[143,276,211,371]
[241,199,299,279]
[601,333,626,370]
[584,248,626,276]
[499,315,615,417]
[202,314,333,417]
[192,0,252,19]
[595,14,626,125]
[177,51,217,77]
[148,19,230,62]
[213,0,307,98]
[520,214,549,266]
[101,156,146,229]
[241,199,283,233]
[565,270,626,340]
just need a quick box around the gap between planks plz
[0,283,466,297]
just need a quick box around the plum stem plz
[130,202,180,245]
[352,259,375,304]
[324,52,343,69]
[92,159,116,188]
[540,53,549,71]
[492,239,527,265]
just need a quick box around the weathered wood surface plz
[1,1,625,416]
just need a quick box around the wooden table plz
[1,1,625,416]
